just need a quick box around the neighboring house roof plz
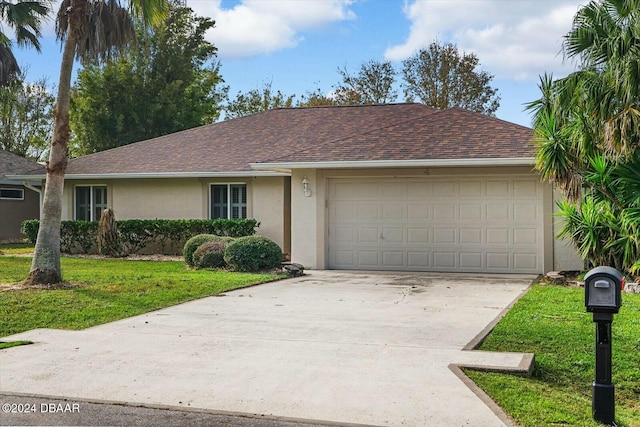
[10,103,535,179]
[0,150,44,182]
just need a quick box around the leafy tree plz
[26,0,168,286]
[402,41,500,115]
[296,86,335,107]
[224,81,295,119]
[0,0,49,86]
[0,74,53,160]
[528,0,640,273]
[70,4,226,154]
[334,60,397,105]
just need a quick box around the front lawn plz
[0,255,285,341]
[467,284,640,427]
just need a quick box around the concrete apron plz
[1,271,534,427]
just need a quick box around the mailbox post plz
[584,266,624,425]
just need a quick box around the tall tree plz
[402,41,500,115]
[70,4,226,154]
[0,74,54,160]
[0,0,49,86]
[224,81,295,119]
[296,86,335,107]
[25,0,168,286]
[334,60,397,105]
[528,0,640,272]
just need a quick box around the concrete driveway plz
[1,271,534,427]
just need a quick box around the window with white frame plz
[75,185,108,221]
[210,184,247,219]
[0,188,24,200]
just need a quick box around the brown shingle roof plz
[64,103,437,175]
[0,150,44,180]
[262,107,534,164]
[55,103,532,176]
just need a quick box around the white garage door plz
[328,176,544,273]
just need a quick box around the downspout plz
[23,180,43,218]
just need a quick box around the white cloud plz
[190,0,356,59]
[384,0,586,81]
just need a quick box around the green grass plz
[0,242,34,255]
[0,256,285,338]
[0,340,32,350]
[467,284,640,427]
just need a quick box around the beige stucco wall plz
[0,184,40,242]
[552,189,585,271]
[250,176,290,253]
[62,176,288,252]
[290,169,324,269]
[290,166,565,273]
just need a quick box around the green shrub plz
[193,240,229,269]
[21,219,259,255]
[224,236,283,272]
[183,234,234,266]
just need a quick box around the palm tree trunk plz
[24,18,78,286]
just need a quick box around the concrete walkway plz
[1,271,534,427]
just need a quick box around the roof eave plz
[250,157,536,171]
[7,171,290,180]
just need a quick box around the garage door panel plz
[460,252,483,269]
[434,181,456,196]
[514,180,538,197]
[486,228,510,245]
[434,228,456,244]
[407,228,429,243]
[382,204,404,221]
[357,204,380,220]
[331,250,356,268]
[407,182,430,197]
[381,228,404,243]
[382,182,405,197]
[514,253,539,270]
[486,252,511,269]
[382,251,405,267]
[513,204,539,221]
[487,180,510,196]
[358,228,379,243]
[513,228,539,245]
[460,204,483,221]
[333,182,378,198]
[433,252,456,268]
[408,204,430,219]
[486,204,510,220]
[460,180,483,196]
[332,227,356,243]
[358,251,380,267]
[408,251,430,267]
[328,177,543,273]
[433,204,456,220]
[333,201,357,220]
[460,228,483,244]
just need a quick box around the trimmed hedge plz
[193,240,229,269]
[224,235,283,272]
[21,219,259,255]
[183,234,234,266]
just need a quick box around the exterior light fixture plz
[302,177,311,197]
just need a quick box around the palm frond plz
[0,42,20,86]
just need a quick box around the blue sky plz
[10,0,587,127]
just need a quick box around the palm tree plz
[528,0,640,272]
[562,0,640,155]
[0,0,50,86]
[25,0,167,286]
